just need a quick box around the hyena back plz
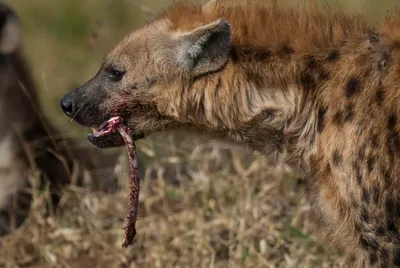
[60,1,400,266]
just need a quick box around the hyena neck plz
[172,46,323,166]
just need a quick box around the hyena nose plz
[60,94,75,118]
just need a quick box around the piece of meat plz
[117,124,140,247]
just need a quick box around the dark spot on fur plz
[253,109,276,123]
[375,226,385,236]
[387,218,397,232]
[370,134,379,148]
[245,70,265,90]
[332,111,344,125]
[354,221,362,233]
[360,235,379,250]
[317,106,327,133]
[361,205,369,222]
[299,71,317,91]
[327,50,340,62]
[348,254,356,263]
[255,50,272,62]
[130,83,139,90]
[362,188,370,203]
[234,46,272,62]
[299,56,330,91]
[367,155,376,173]
[385,197,398,232]
[145,77,156,87]
[318,69,330,81]
[230,47,239,62]
[332,150,342,166]
[385,197,394,214]
[368,32,380,43]
[371,186,379,203]
[381,248,389,267]
[345,78,360,99]
[259,110,276,119]
[344,104,354,122]
[394,249,400,266]
[305,55,317,69]
[369,251,378,265]
[356,165,362,185]
[388,114,397,131]
[278,44,295,57]
[382,168,391,187]
[378,59,388,71]
[358,145,366,161]
[214,76,222,92]
[387,114,400,157]
[198,90,206,119]
[375,89,385,105]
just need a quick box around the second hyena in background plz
[0,3,119,235]
[61,1,400,267]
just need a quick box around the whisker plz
[71,103,86,122]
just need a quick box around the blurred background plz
[0,0,397,267]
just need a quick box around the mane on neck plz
[161,0,373,52]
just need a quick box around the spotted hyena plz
[0,2,119,235]
[60,0,400,266]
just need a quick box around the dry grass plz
[0,0,398,267]
[0,134,343,268]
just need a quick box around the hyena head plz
[60,3,232,149]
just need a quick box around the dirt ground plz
[0,0,398,267]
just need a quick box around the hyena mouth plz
[87,116,125,148]
[87,116,144,148]
[90,116,121,138]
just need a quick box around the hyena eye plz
[107,68,125,82]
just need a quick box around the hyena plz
[0,2,118,235]
[60,1,400,266]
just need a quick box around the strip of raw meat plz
[118,124,140,248]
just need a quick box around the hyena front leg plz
[311,172,400,267]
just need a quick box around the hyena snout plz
[60,79,108,128]
[60,92,74,118]
[60,81,126,148]
[60,90,102,127]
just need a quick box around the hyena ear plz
[0,14,20,54]
[175,18,231,76]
